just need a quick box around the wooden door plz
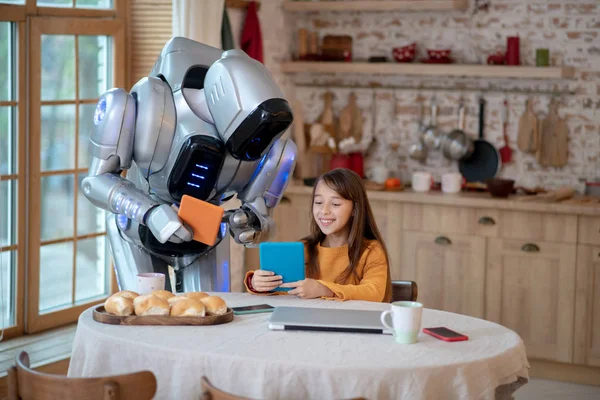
[400,231,486,318]
[574,245,600,366]
[486,238,577,363]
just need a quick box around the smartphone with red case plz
[423,327,469,342]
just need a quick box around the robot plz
[80,37,297,293]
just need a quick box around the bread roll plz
[170,298,206,317]
[134,295,170,316]
[184,292,209,301]
[199,295,228,316]
[152,289,175,301]
[133,293,153,309]
[105,295,134,316]
[167,295,189,306]
[112,290,139,300]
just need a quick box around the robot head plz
[203,50,293,162]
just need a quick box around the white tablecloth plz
[68,293,529,400]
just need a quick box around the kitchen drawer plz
[499,210,577,244]
[403,204,499,237]
[578,216,600,246]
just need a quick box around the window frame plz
[28,15,125,333]
[0,0,127,336]
[0,14,27,341]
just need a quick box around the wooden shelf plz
[282,0,469,12]
[280,61,576,79]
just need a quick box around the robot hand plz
[226,201,275,246]
[145,204,193,244]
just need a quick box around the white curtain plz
[172,0,225,48]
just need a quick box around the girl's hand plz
[251,270,283,292]
[279,279,334,299]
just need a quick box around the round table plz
[68,292,529,400]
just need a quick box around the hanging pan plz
[459,97,501,183]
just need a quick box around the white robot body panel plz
[204,49,290,162]
[149,37,223,93]
[88,88,136,171]
[81,37,296,293]
[130,77,177,179]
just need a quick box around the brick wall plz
[259,0,600,191]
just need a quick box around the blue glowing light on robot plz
[93,98,107,126]
[116,214,130,230]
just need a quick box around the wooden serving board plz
[92,306,234,326]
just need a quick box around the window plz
[0,0,126,336]
[0,17,26,340]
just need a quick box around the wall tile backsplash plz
[260,0,600,192]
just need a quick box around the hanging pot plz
[442,100,474,161]
[459,97,502,183]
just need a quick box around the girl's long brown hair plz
[302,168,390,284]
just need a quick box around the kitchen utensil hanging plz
[499,99,513,164]
[517,98,538,153]
[421,97,442,149]
[459,96,502,183]
[537,97,569,167]
[409,100,428,162]
[441,98,473,161]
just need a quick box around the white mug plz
[137,273,165,295]
[412,172,432,192]
[380,301,423,344]
[442,172,463,194]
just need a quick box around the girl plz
[245,168,392,303]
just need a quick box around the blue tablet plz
[259,242,305,292]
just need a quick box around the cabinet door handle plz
[478,216,496,225]
[521,243,540,253]
[280,196,291,204]
[434,236,452,246]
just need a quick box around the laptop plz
[268,306,393,335]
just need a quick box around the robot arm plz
[80,88,192,244]
[227,138,297,246]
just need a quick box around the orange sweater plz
[244,240,392,303]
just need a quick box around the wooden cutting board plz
[552,107,569,167]
[338,93,355,141]
[537,99,568,167]
[319,91,337,140]
[350,93,364,143]
[93,306,234,326]
[517,99,538,153]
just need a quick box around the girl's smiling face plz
[312,180,354,238]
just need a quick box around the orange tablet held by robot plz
[177,195,224,246]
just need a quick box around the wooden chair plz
[7,351,157,400]
[391,280,418,302]
[201,376,367,400]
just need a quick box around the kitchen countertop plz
[284,182,600,216]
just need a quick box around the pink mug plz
[137,273,165,295]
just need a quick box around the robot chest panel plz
[168,134,226,202]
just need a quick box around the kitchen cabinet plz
[400,231,486,318]
[486,238,577,363]
[578,216,600,246]
[403,204,499,238]
[574,244,600,367]
[499,210,577,243]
